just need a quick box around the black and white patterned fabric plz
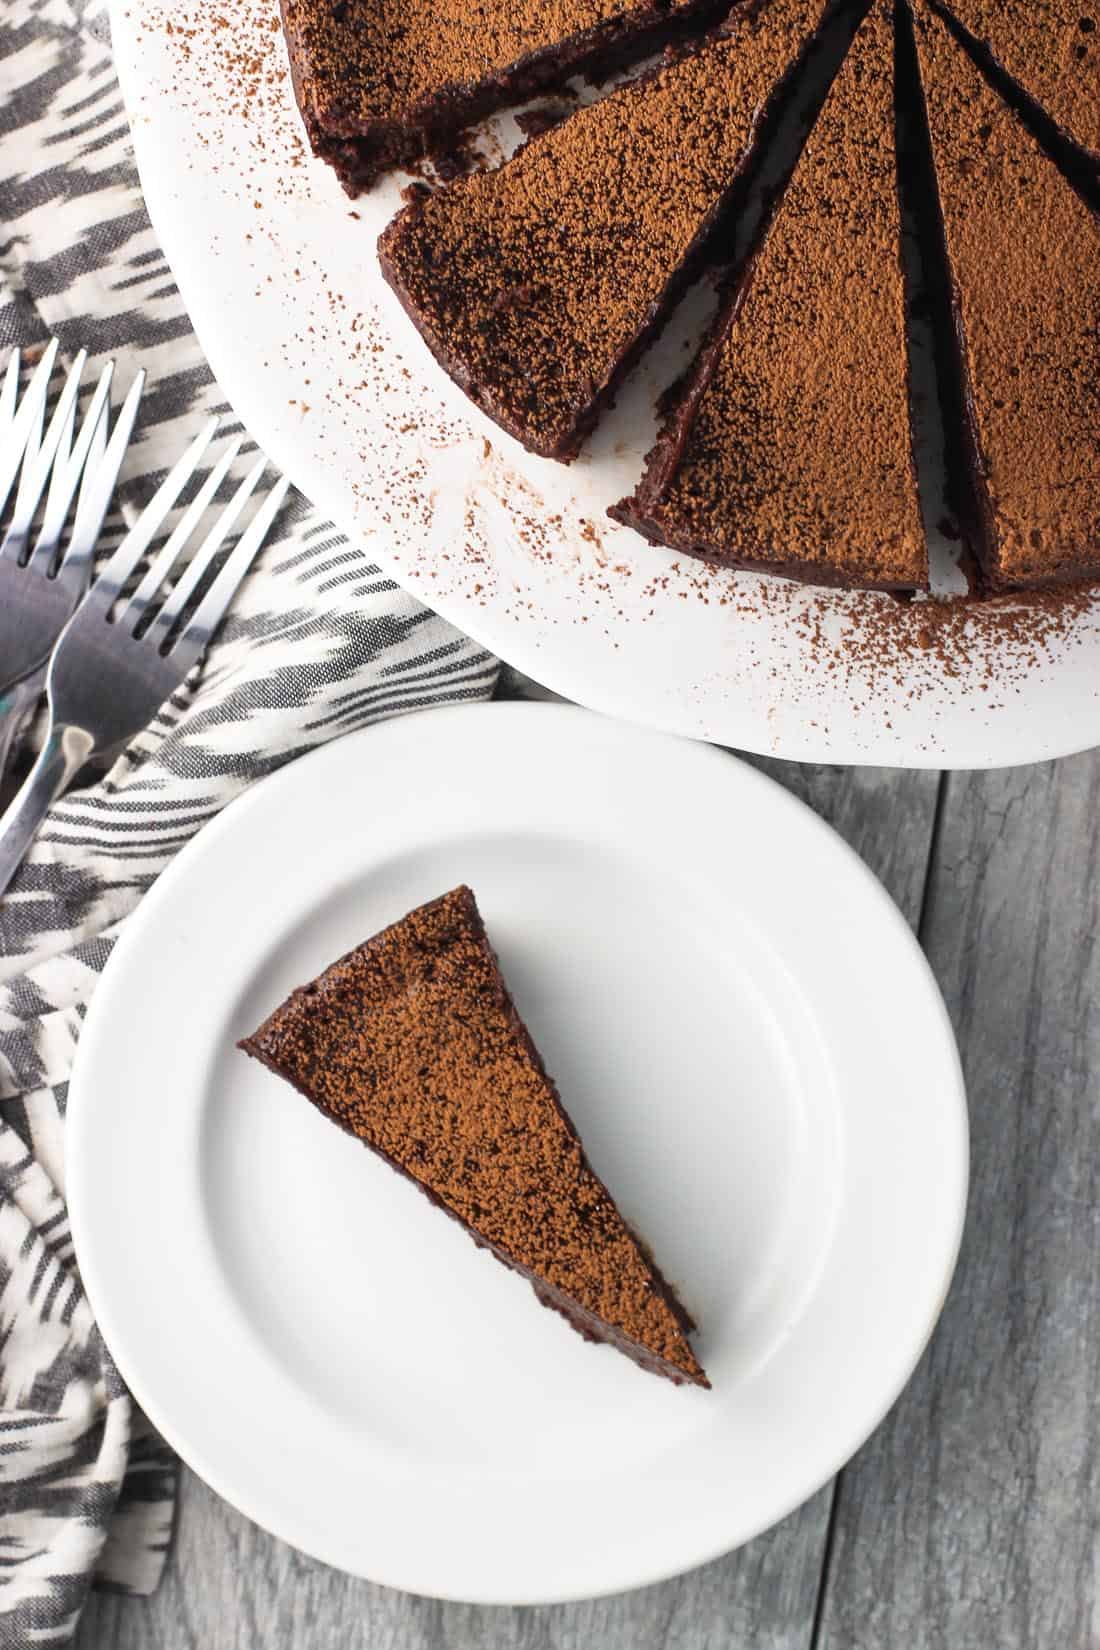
[0,0,498,1639]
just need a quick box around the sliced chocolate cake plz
[239,886,708,1387]
[932,0,1100,167]
[911,0,1100,590]
[612,0,927,592]
[379,0,836,460]
[282,0,729,195]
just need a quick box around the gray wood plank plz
[76,754,942,1650]
[815,751,1100,1650]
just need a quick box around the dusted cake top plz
[379,0,833,458]
[614,0,927,592]
[241,886,708,1385]
[936,0,1100,161]
[914,0,1100,588]
[287,0,706,134]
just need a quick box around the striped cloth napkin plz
[0,0,499,1640]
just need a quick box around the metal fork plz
[0,420,290,898]
[0,344,145,781]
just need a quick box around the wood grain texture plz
[816,752,1100,1650]
[76,753,942,1650]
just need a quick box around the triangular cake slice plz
[911,0,1100,590]
[612,0,927,591]
[283,0,728,195]
[932,0,1099,166]
[240,886,708,1387]
[378,0,836,460]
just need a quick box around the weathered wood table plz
[77,683,1100,1650]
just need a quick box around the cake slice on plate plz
[239,885,708,1387]
[612,0,927,592]
[282,0,728,195]
[930,0,1099,167]
[378,0,837,459]
[910,0,1100,590]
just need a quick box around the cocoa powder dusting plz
[286,0,705,131]
[378,0,832,458]
[913,3,1100,588]
[241,887,707,1384]
[616,3,927,592]
[939,0,1099,158]
[142,0,307,189]
[820,581,1099,690]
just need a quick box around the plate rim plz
[67,701,969,1601]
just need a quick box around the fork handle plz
[0,721,95,899]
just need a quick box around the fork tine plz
[0,340,57,522]
[39,374,81,536]
[171,475,290,659]
[89,415,219,609]
[114,436,242,629]
[14,351,85,524]
[82,384,109,492]
[151,456,267,637]
[29,362,115,572]
[3,350,87,555]
[0,349,20,431]
[66,369,145,560]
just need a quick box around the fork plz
[0,419,290,898]
[0,344,144,782]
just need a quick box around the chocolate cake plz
[378,0,835,460]
[282,0,729,195]
[239,886,708,1387]
[911,0,1100,590]
[612,0,927,592]
[932,0,1100,167]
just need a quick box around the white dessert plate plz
[69,703,967,1601]
[109,0,1100,768]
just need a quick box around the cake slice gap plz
[929,0,1100,173]
[908,0,1100,591]
[282,0,731,195]
[239,886,709,1388]
[612,0,928,593]
[378,0,840,461]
